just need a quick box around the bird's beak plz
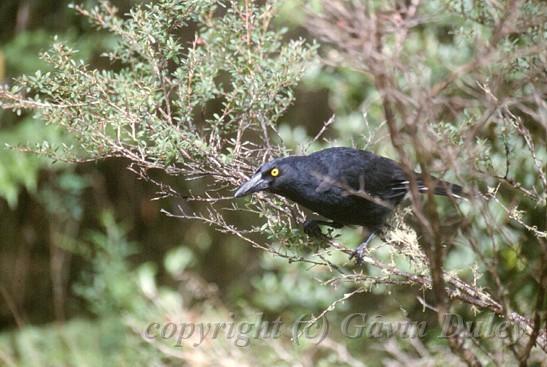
[234,173,268,198]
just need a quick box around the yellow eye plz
[270,167,280,177]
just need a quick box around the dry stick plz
[519,250,546,366]
[369,5,482,365]
[464,203,522,358]
[303,115,335,153]
[377,84,482,367]
[337,232,547,352]
[0,285,25,328]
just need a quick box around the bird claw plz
[350,245,367,264]
[350,232,376,264]
[303,219,325,238]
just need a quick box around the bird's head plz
[234,157,296,198]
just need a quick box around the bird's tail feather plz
[418,179,464,199]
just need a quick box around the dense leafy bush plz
[1,0,545,366]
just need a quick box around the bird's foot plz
[303,219,326,239]
[350,232,377,264]
[350,244,367,264]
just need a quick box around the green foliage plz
[74,212,142,315]
[0,118,65,207]
[0,15,115,207]
[0,213,172,366]
[3,0,315,169]
[0,0,546,366]
[2,31,52,75]
[0,317,160,367]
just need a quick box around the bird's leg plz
[303,219,343,238]
[350,231,377,264]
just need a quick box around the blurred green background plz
[0,1,364,365]
[0,0,545,366]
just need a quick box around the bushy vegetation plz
[0,0,545,366]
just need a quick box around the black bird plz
[234,147,463,261]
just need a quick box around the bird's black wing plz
[307,147,463,203]
[310,147,409,203]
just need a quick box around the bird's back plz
[310,147,407,194]
[279,147,408,228]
